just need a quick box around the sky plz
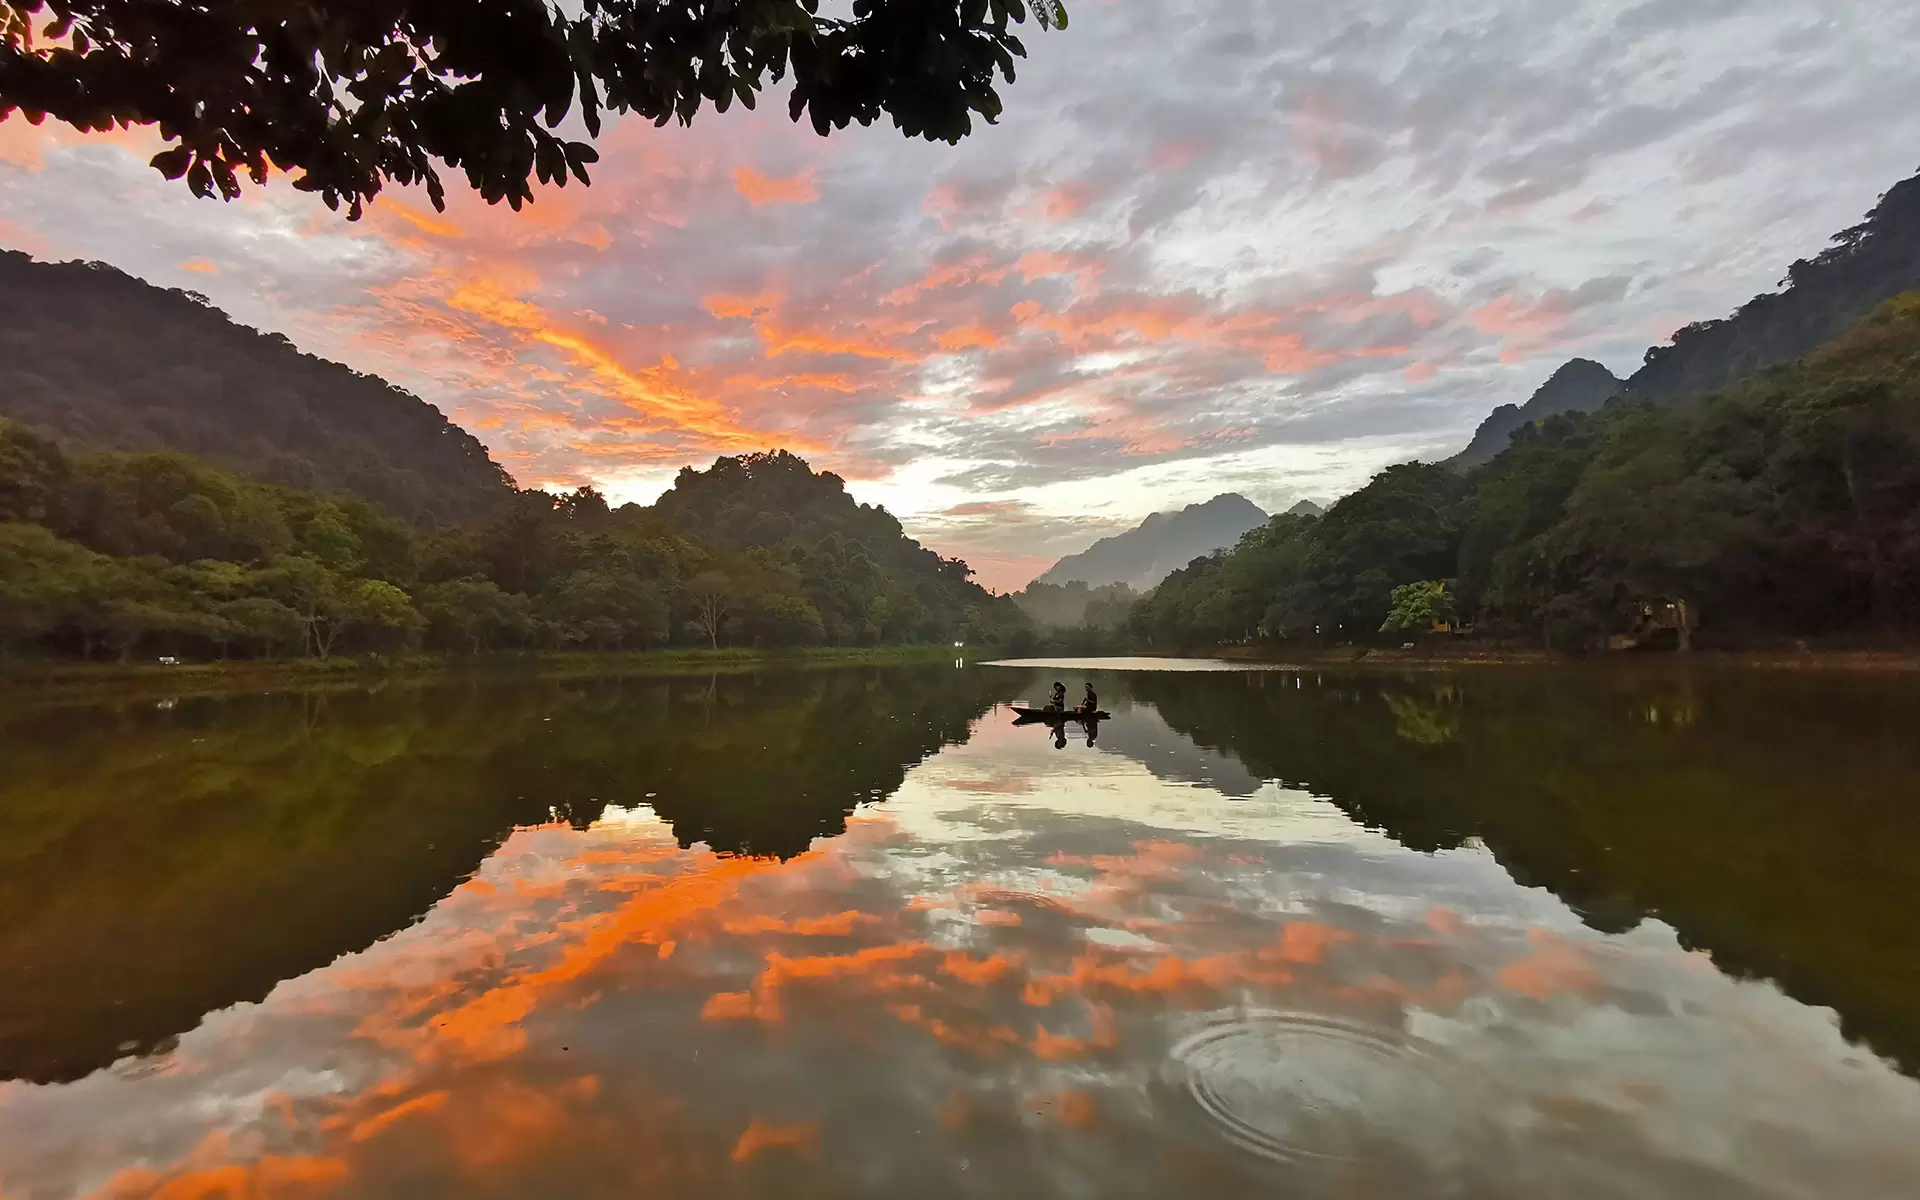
[3,1,1919,591]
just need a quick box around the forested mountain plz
[648,450,1016,645]
[0,251,514,525]
[1132,293,1920,651]
[1035,493,1268,590]
[1626,171,1920,402]
[1449,359,1622,469]
[1448,169,1920,465]
[0,430,1028,663]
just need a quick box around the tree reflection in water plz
[1,664,1918,1198]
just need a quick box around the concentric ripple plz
[1167,1010,1455,1165]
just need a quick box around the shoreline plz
[0,645,978,701]
[7,641,1920,705]
[1201,644,1920,672]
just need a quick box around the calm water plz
[4,663,1920,1198]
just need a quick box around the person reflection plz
[1053,724,1068,749]
[1084,717,1100,747]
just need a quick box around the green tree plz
[0,420,69,525]
[1,0,1067,218]
[213,597,305,659]
[1380,580,1458,633]
[327,578,422,654]
[417,578,533,654]
[256,554,342,656]
[733,592,826,648]
[541,569,668,650]
[685,569,733,650]
[0,521,95,654]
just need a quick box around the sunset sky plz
[3,0,1919,590]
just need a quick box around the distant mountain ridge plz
[1446,169,1920,465]
[1034,493,1270,590]
[0,251,515,524]
[1449,359,1623,469]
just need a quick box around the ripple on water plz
[1167,1011,1456,1166]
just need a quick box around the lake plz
[3,661,1919,1198]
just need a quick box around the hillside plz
[650,450,1019,644]
[1131,292,1920,650]
[1449,359,1622,469]
[0,251,514,525]
[0,422,1030,661]
[1035,493,1268,590]
[1447,168,1920,463]
[1627,171,1920,401]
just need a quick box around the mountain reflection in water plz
[2,664,1919,1198]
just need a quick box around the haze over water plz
[3,663,1919,1198]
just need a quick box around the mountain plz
[1285,499,1325,518]
[1447,168,1920,465]
[0,250,515,524]
[1034,493,1268,590]
[1626,170,1920,402]
[1448,359,1623,469]
[648,450,1020,643]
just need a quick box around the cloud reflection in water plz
[3,713,1919,1199]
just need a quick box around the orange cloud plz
[444,274,811,453]
[0,115,47,170]
[381,198,467,239]
[705,290,780,319]
[719,371,859,394]
[731,1120,820,1162]
[1043,183,1094,220]
[179,258,219,274]
[733,167,819,206]
[757,321,919,363]
[1470,294,1581,364]
[881,253,1011,306]
[935,323,1000,352]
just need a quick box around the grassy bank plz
[0,643,979,701]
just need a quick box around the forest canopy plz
[1128,294,1920,652]
[0,432,1031,662]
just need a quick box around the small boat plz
[1010,706,1111,723]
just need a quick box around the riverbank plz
[1205,644,1920,672]
[0,644,979,701]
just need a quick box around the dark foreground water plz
[3,661,1920,1198]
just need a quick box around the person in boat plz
[1048,681,1067,711]
[1078,682,1098,715]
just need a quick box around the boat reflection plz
[2,690,1918,1198]
[3,666,1920,1198]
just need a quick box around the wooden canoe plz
[1011,706,1110,722]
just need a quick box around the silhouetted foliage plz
[0,0,1067,217]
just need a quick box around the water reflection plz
[1,665,1918,1197]
[0,667,1005,1084]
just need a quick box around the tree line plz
[1128,294,1920,652]
[0,435,1033,663]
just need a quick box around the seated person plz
[1048,681,1067,711]
[1079,683,1098,714]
